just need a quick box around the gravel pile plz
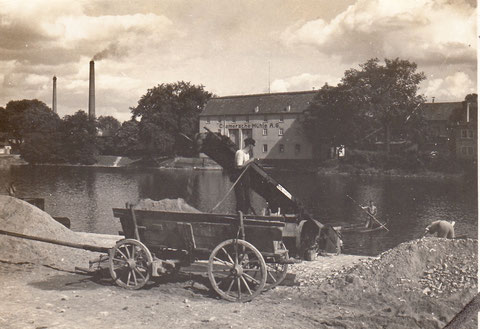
[418,253,476,298]
[319,238,477,293]
[292,237,478,329]
[133,198,200,213]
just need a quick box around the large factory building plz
[199,91,317,160]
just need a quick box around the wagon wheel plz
[109,239,152,290]
[207,239,266,302]
[246,259,288,290]
[264,262,288,290]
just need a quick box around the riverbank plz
[0,154,26,167]
[0,196,477,328]
[317,165,468,179]
[7,154,471,179]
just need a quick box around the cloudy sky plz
[0,0,477,122]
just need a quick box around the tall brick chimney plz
[52,76,57,114]
[88,60,95,119]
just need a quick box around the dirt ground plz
[0,239,476,329]
[0,254,370,329]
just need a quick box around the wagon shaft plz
[0,229,111,253]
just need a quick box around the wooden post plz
[128,203,141,241]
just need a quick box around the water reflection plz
[0,165,476,256]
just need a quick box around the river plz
[1,165,477,256]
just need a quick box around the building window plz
[279,144,285,153]
[278,128,284,136]
[263,115,268,122]
[263,144,268,153]
[468,147,474,155]
[262,128,268,136]
[295,144,301,154]
[462,147,467,155]
[279,115,284,122]
[232,116,236,123]
[468,130,474,138]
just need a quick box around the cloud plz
[282,0,476,67]
[421,71,476,100]
[0,1,176,118]
[270,73,340,93]
[0,1,175,65]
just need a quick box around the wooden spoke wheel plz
[244,259,288,291]
[109,239,153,290]
[264,262,288,290]
[207,239,266,302]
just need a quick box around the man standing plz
[234,138,256,214]
[361,200,377,228]
[425,220,455,238]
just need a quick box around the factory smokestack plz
[88,60,95,119]
[52,76,57,114]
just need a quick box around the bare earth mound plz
[0,196,115,270]
[288,238,478,329]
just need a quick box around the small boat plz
[342,221,388,233]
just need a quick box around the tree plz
[0,106,7,133]
[302,83,371,151]
[342,58,426,153]
[96,115,121,155]
[113,120,142,156]
[60,110,97,164]
[3,99,53,150]
[130,81,212,156]
[20,106,64,164]
[304,58,426,155]
[97,115,121,136]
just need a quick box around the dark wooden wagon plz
[110,205,299,302]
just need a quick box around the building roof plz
[420,102,461,121]
[201,90,318,116]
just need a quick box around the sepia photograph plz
[0,0,477,328]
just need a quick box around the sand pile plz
[295,238,478,328]
[0,196,113,270]
[133,198,201,213]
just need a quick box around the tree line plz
[0,81,212,164]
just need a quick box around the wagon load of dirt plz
[133,198,201,213]
[0,196,106,270]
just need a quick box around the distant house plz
[0,133,12,155]
[449,101,477,160]
[420,100,477,160]
[199,91,318,160]
[0,143,12,155]
[421,101,460,154]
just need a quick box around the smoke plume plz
[92,43,128,61]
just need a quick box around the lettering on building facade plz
[219,122,282,129]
